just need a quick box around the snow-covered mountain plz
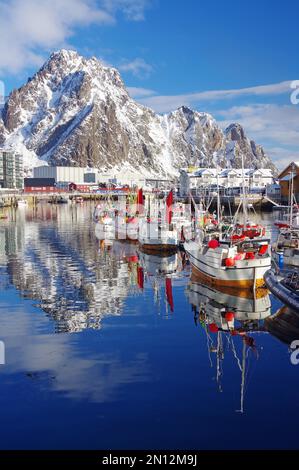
[0,49,276,176]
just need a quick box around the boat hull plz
[190,263,267,289]
[139,242,178,255]
[185,241,271,289]
[264,270,299,312]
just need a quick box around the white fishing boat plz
[17,199,28,207]
[94,205,116,241]
[185,160,271,290]
[138,219,178,254]
[171,204,193,242]
[117,215,139,241]
[274,210,299,229]
[185,236,271,289]
[138,190,178,254]
[273,228,299,267]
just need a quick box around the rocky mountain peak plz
[225,122,246,141]
[0,49,276,176]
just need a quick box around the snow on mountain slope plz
[0,49,276,177]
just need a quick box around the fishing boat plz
[185,235,271,289]
[117,187,144,241]
[274,210,299,229]
[264,269,299,313]
[17,199,28,207]
[171,203,193,243]
[48,196,68,204]
[117,214,139,241]
[185,160,271,290]
[138,189,178,254]
[138,220,178,254]
[74,196,84,203]
[273,228,299,267]
[56,196,68,204]
[95,212,115,241]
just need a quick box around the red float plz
[208,323,219,333]
[225,312,235,322]
[208,239,219,249]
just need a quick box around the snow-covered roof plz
[180,167,274,178]
[247,168,273,177]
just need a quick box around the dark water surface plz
[0,203,298,450]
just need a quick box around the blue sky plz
[0,0,298,169]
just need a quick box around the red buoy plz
[208,323,219,333]
[208,239,219,249]
[225,311,235,322]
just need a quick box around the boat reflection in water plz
[137,250,187,315]
[186,277,271,413]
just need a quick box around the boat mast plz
[217,172,221,225]
[290,162,295,228]
[216,331,223,392]
[241,153,248,225]
[237,339,246,414]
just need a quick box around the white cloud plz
[119,58,153,78]
[138,81,294,113]
[127,86,156,98]
[0,0,150,75]
[102,0,150,21]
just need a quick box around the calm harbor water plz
[0,203,298,450]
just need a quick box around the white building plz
[179,167,274,196]
[247,169,274,189]
[33,166,100,185]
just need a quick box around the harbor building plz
[179,167,274,197]
[33,166,100,185]
[0,150,23,189]
[279,162,299,202]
